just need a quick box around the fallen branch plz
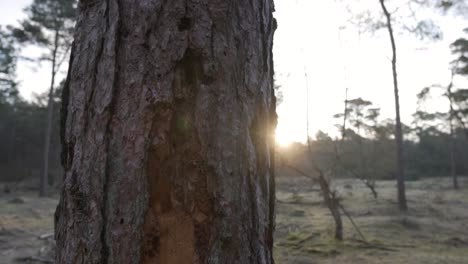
[282,163,318,183]
[282,161,368,242]
[333,143,378,199]
[38,233,54,240]
[314,168,344,241]
[16,256,54,264]
[350,238,399,252]
[338,203,366,242]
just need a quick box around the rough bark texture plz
[379,0,408,211]
[55,0,277,263]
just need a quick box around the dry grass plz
[275,176,468,264]
[0,191,58,264]
[1,177,467,263]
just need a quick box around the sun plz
[275,128,294,147]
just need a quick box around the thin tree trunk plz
[317,172,343,241]
[447,74,458,189]
[449,119,458,189]
[305,84,344,240]
[40,29,59,197]
[342,88,348,140]
[55,1,276,263]
[357,121,365,178]
[305,66,310,150]
[379,0,408,211]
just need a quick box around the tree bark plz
[379,0,408,211]
[55,1,277,263]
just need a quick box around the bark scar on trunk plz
[141,48,215,264]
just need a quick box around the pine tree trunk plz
[379,0,407,211]
[55,1,277,263]
[40,84,54,197]
[449,123,458,189]
[448,77,459,189]
[40,29,59,197]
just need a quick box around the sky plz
[1,0,466,145]
[0,0,54,102]
[273,0,466,145]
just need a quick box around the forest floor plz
[275,176,468,264]
[1,177,468,263]
[0,181,58,264]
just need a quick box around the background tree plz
[346,98,372,135]
[450,27,468,139]
[342,0,446,211]
[377,0,407,211]
[344,99,383,196]
[415,73,460,189]
[0,26,20,185]
[433,0,468,17]
[0,26,19,104]
[10,0,76,196]
[451,28,468,76]
[0,92,62,188]
[451,88,468,137]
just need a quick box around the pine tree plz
[11,0,76,196]
[0,26,19,104]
